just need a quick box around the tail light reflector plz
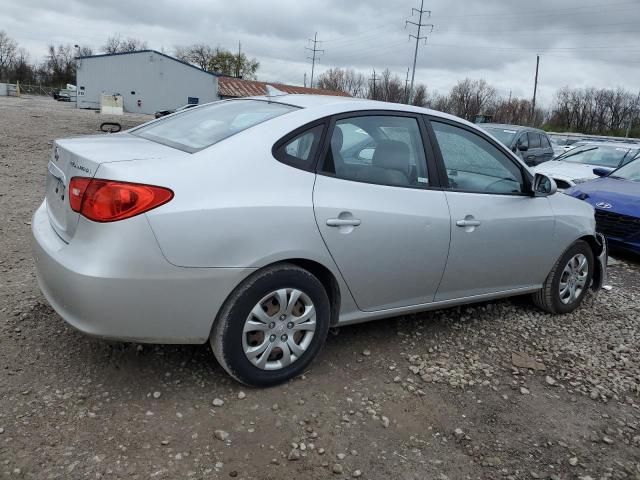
[69,177,173,222]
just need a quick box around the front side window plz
[431,121,524,195]
[541,134,552,149]
[322,115,428,188]
[132,100,297,152]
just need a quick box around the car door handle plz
[456,219,481,227]
[327,218,362,227]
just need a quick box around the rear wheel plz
[532,240,594,314]
[211,264,330,387]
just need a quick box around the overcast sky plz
[3,0,640,106]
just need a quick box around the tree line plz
[316,67,640,137]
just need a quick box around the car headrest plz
[331,126,343,152]
[372,140,410,173]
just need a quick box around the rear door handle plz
[456,219,481,227]
[327,218,361,227]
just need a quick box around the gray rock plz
[569,456,578,466]
[545,376,557,386]
[288,449,301,461]
[352,470,362,478]
[332,464,344,474]
[237,391,246,400]
[214,430,229,441]
[212,398,224,407]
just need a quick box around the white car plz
[534,142,640,190]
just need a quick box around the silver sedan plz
[32,94,607,387]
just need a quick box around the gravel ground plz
[1,96,639,480]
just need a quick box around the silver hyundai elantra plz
[32,94,607,387]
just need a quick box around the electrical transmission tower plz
[306,32,324,89]
[406,0,433,103]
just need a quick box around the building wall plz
[76,51,219,115]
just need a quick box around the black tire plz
[210,263,331,387]
[532,240,594,314]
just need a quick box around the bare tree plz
[173,44,259,78]
[102,35,148,54]
[0,30,17,80]
[316,68,366,96]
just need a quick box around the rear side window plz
[132,100,297,153]
[274,124,325,169]
[321,115,429,188]
[528,132,541,148]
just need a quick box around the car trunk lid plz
[45,133,180,242]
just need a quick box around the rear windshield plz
[482,127,517,147]
[132,99,298,152]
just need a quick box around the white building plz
[76,50,219,115]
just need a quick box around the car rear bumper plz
[31,200,253,344]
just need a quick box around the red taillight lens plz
[69,177,173,222]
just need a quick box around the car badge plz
[595,202,612,209]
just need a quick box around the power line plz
[406,0,434,103]
[305,32,324,89]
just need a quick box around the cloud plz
[3,0,639,105]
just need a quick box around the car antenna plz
[265,85,287,103]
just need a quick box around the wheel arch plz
[211,258,343,338]
[578,234,607,290]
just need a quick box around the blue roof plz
[76,49,220,77]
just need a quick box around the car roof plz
[236,94,474,126]
[480,123,544,133]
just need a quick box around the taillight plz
[69,177,173,222]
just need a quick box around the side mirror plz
[592,167,611,177]
[532,173,557,197]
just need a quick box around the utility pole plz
[236,41,242,78]
[404,67,410,104]
[305,32,324,89]
[531,55,540,125]
[406,0,434,103]
[370,69,378,100]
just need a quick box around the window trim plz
[424,115,534,197]
[316,110,443,190]
[272,119,329,172]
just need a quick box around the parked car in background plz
[534,142,640,190]
[566,159,640,254]
[549,135,584,157]
[154,103,198,118]
[32,95,607,387]
[480,124,554,167]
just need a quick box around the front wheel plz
[532,240,594,314]
[210,264,330,387]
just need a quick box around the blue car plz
[566,161,640,254]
